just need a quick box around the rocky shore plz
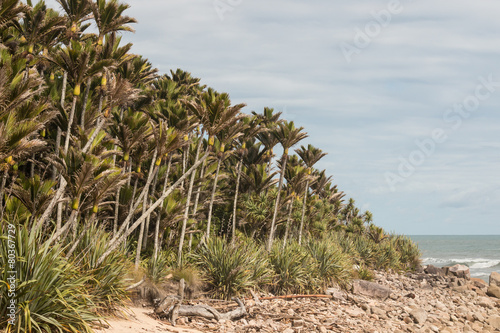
[155,266,500,333]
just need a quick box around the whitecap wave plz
[422,257,500,269]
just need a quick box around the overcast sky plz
[47,0,500,234]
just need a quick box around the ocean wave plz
[422,257,500,269]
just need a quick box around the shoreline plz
[100,267,500,333]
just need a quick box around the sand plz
[95,306,204,333]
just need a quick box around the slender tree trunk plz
[282,200,294,250]
[52,128,61,181]
[205,158,221,240]
[143,168,159,249]
[298,179,310,246]
[178,137,204,266]
[188,161,206,252]
[153,156,172,260]
[231,158,242,244]
[97,152,209,267]
[80,77,91,130]
[47,209,78,246]
[113,187,120,234]
[267,154,287,251]
[63,95,78,154]
[60,91,77,236]
[135,149,157,269]
[52,71,67,179]
[0,170,7,222]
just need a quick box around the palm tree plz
[0,51,55,220]
[295,144,326,245]
[266,120,307,251]
[183,88,245,254]
[280,155,308,248]
[204,119,245,240]
[91,0,136,46]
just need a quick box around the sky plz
[46,0,500,235]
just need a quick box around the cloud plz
[42,0,500,234]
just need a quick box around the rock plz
[409,308,428,324]
[352,280,391,300]
[470,277,488,289]
[370,306,386,317]
[345,308,365,318]
[489,271,500,287]
[447,264,470,280]
[487,284,500,299]
[425,265,444,276]
[488,316,500,330]
[325,287,346,302]
[477,296,495,308]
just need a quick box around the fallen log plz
[155,296,246,325]
[247,294,332,301]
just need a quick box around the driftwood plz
[247,294,332,301]
[125,276,146,291]
[154,278,247,325]
[155,297,246,324]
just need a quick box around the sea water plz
[409,235,500,282]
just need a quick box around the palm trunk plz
[282,200,294,250]
[267,154,287,251]
[153,156,172,260]
[143,168,159,249]
[0,170,7,222]
[178,136,204,266]
[97,152,209,267]
[63,95,77,154]
[113,187,120,234]
[231,158,243,244]
[52,127,61,181]
[298,179,310,246]
[205,158,221,240]
[59,92,77,235]
[80,77,91,130]
[135,149,157,269]
[188,162,205,252]
[47,209,78,246]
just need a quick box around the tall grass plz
[193,237,272,299]
[269,241,317,294]
[305,238,353,289]
[0,222,97,333]
[66,224,130,314]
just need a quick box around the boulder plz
[352,280,391,300]
[409,308,427,324]
[489,271,500,287]
[477,296,495,309]
[446,264,470,280]
[488,316,500,330]
[470,277,488,289]
[424,265,444,276]
[486,285,500,299]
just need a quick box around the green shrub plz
[269,241,317,294]
[305,238,353,289]
[145,250,175,284]
[0,223,97,333]
[193,237,271,299]
[392,235,421,271]
[374,240,401,271]
[67,224,129,314]
[356,265,375,281]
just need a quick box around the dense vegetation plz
[0,0,421,331]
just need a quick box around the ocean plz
[409,235,500,282]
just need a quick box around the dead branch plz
[125,276,146,291]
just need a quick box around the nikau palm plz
[0,4,419,332]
